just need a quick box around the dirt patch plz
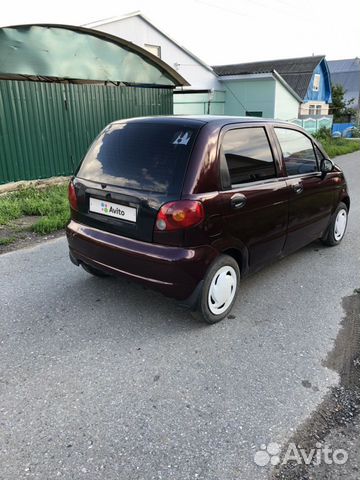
[0,216,39,248]
[326,291,360,388]
[10,215,42,228]
[0,219,65,254]
[0,215,43,237]
[0,215,66,254]
[272,290,360,479]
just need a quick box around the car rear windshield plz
[77,122,201,194]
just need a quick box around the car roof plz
[111,115,291,128]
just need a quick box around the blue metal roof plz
[328,58,360,73]
[328,58,360,109]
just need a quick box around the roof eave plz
[217,72,274,81]
[272,70,303,102]
[82,11,142,29]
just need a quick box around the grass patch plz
[0,184,70,235]
[313,127,360,158]
[32,212,70,234]
[320,138,360,158]
[0,236,17,246]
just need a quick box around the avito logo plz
[109,206,125,216]
[254,442,348,468]
[101,202,125,216]
[100,202,109,213]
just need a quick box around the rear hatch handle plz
[231,193,247,209]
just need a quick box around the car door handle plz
[231,193,247,209]
[292,182,304,194]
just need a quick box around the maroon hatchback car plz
[66,116,350,323]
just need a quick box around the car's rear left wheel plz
[193,254,240,324]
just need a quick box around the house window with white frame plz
[309,104,316,115]
[312,74,320,92]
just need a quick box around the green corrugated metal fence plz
[0,80,173,184]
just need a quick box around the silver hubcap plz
[334,209,347,241]
[208,265,237,315]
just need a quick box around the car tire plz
[81,263,110,277]
[192,254,240,324]
[321,202,348,246]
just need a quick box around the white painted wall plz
[274,80,300,120]
[90,16,222,90]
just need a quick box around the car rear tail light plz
[155,200,204,231]
[68,180,78,210]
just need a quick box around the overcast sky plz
[1,0,359,65]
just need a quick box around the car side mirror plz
[321,158,334,174]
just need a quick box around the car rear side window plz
[275,128,318,176]
[221,127,276,185]
[77,122,200,194]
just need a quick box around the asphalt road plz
[1,151,359,480]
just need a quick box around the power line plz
[222,81,248,111]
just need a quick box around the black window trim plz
[218,123,280,190]
[222,176,288,192]
[314,143,325,167]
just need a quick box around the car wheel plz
[321,202,348,246]
[81,263,110,277]
[193,255,240,324]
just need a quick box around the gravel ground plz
[273,288,360,479]
[309,416,360,479]
[0,151,359,480]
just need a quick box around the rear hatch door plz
[74,120,203,242]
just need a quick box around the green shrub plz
[313,126,333,142]
[351,127,360,138]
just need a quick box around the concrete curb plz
[0,176,70,195]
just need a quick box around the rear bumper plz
[66,220,217,301]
